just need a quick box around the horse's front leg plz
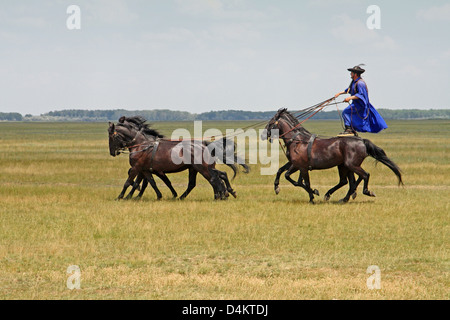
[274,162,291,195]
[285,167,319,196]
[299,169,316,204]
[125,173,144,200]
[117,168,138,200]
[155,172,178,199]
[135,178,148,199]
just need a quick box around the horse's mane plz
[118,116,164,138]
[277,109,312,139]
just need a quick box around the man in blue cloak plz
[334,65,388,136]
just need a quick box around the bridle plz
[267,113,310,148]
[112,127,150,155]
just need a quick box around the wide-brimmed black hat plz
[347,64,365,74]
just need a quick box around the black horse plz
[263,109,403,203]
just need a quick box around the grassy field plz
[0,120,448,300]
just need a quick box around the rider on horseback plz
[334,65,388,137]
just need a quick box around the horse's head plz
[108,122,134,157]
[261,108,287,142]
[119,116,164,139]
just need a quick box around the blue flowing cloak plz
[342,78,388,133]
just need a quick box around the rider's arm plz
[344,95,359,102]
[334,90,347,98]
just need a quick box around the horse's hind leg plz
[216,169,236,198]
[324,165,348,202]
[208,168,227,200]
[198,166,226,200]
[349,172,362,200]
[340,171,357,203]
[156,172,178,199]
[349,166,376,197]
[179,168,197,200]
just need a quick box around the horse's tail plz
[205,138,250,180]
[363,139,403,186]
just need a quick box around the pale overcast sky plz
[1,0,449,115]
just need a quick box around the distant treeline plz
[1,108,449,122]
[0,112,24,121]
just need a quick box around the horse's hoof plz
[339,198,349,204]
[352,192,357,200]
[224,191,230,198]
[231,191,237,198]
[363,190,376,197]
[324,194,331,201]
[156,197,162,201]
[115,197,122,201]
[275,186,280,195]
[314,189,320,196]
[309,200,315,205]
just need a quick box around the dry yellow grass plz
[0,120,449,299]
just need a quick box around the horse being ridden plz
[263,109,403,203]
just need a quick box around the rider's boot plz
[337,126,358,137]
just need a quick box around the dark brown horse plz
[113,117,178,200]
[108,117,248,200]
[263,109,403,203]
[117,116,249,200]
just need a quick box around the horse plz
[116,116,250,200]
[262,108,403,203]
[109,117,178,201]
[108,117,249,201]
